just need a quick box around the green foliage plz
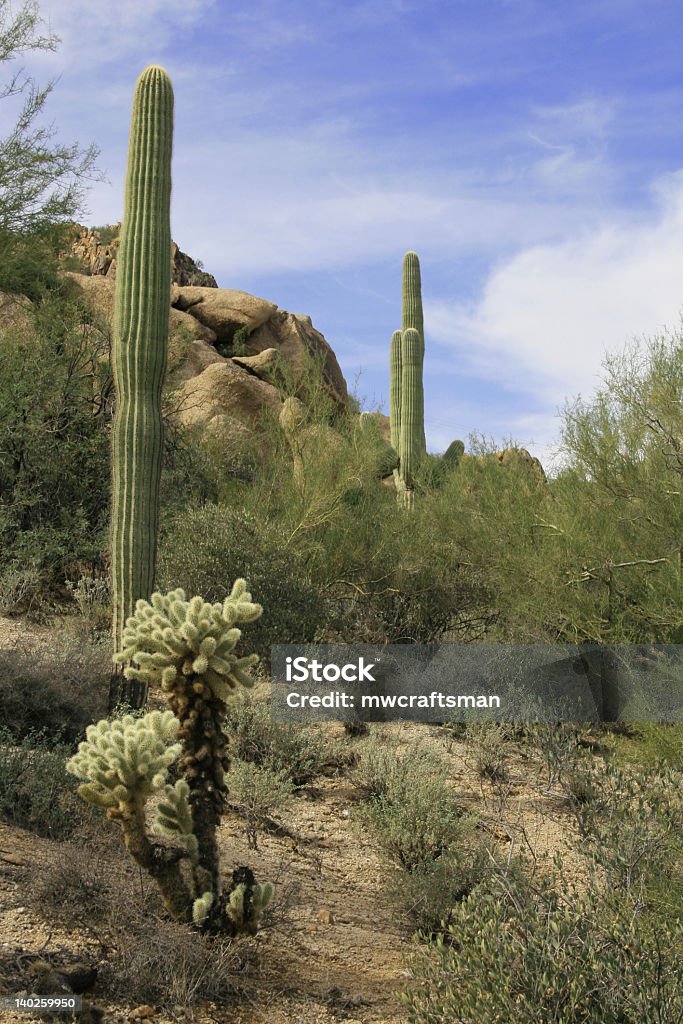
[355,739,475,870]
[405,861,683,1024]
[110,65,174,656]
[0,287,111,610]
[157,504,330,660]
[0,726,100,838]
[0,632,110,742]
[223,694,346,786]
[0,2,104,241]
[227,759,294,848]
[89,223,120,246]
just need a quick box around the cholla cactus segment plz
[151,778,198,861]
[226,880,274,931]
[113,584,262,698]
[66,710,182,808]
[253,881,274,914]
[192,890,214,927]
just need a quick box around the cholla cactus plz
[67,582,274,936]
[67,710,181,811]
[114,579,262,704]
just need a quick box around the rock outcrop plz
[62,223,219,287]
[461,447,546,482]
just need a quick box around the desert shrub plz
[465,722,509,782]
[405,861,683,1024]
[107,917,242,1011]
[0,287,111,610]
[0,635,110,742]
[103,912,240,1010]
[64,572,112,643]
[227,759,294,848]
[395,843,497,935]
[355,739,475,870]
[0,727,100,839]
[27,839,120,929]
[223,695,346,786]
[157,503,330,659]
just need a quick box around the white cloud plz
[22,0,216,68]
[426,167,683,405]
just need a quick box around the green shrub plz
[395,844,496,935]
[0,727,100,839]
[405,862,683,1024]
[223,695,346,786]
[227,759,294,849]
[156,503,330,660]
[0,287,111,609]
[355,739,474,871]
[0,635,110,743]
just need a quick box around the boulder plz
[171,285,277,349]
[460,447,546,482]
[178,360,282,433]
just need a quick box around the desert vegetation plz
[0,6,681,1022]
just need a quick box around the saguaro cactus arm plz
[389,328,403,452]
[110,65,174,675]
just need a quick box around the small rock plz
[129,1005,155,1020]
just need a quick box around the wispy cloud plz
[425,167,683,440]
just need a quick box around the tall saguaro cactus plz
[402,250,426,455]
[109,65,174,708]
[389,252,426,504]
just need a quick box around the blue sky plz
[9,0,683,473]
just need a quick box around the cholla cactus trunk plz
[167,675,232,922]
[399,327,423,499]
[110,66,173,708]
[401,251,426,455]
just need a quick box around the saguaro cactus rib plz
[110,65,174,703]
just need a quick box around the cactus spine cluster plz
[110,65,173,703]
[390,252,426,504]
[67,581,273,935]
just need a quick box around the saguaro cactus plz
[109,65,173,708]
[402,251,426,456]
[389,252,426,503]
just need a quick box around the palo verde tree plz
[0,0,105,298]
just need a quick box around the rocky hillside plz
[47,224,349,444]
